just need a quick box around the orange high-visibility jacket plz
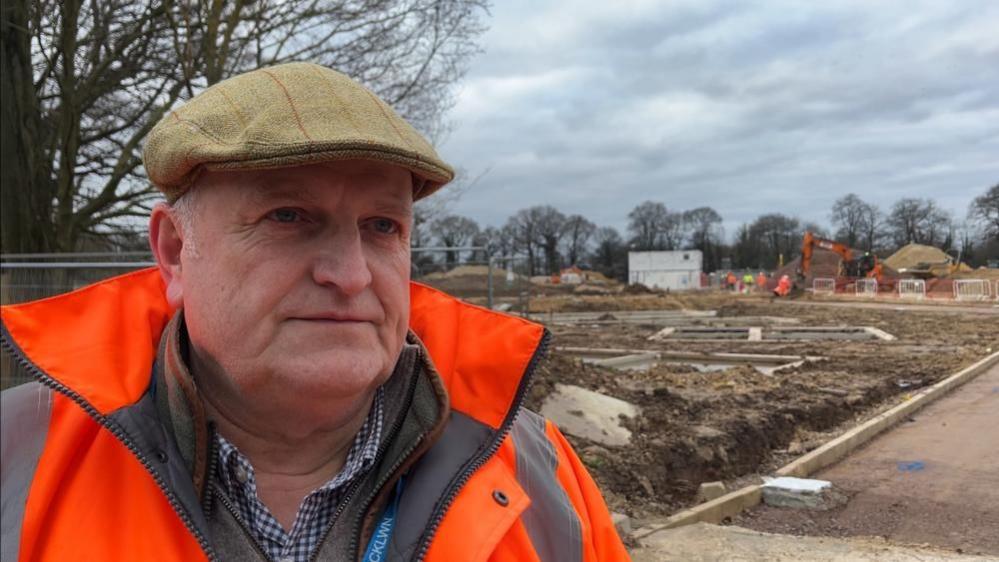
[0,269,629,562]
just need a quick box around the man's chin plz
[276,350,392,392]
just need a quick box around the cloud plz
[438,0,999,238]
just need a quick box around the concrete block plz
[611,512,632,536]
[696,481,727,502]
[540,384,640,447]
[761,477,844,510]
[647,327,675,341]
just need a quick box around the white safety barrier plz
[897,279,926,299]
[855,278,878,297]
[812,278,836,294]
[954,279,991,301]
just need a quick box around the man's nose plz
[311,229,373,295]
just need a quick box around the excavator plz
[799,231,883,283]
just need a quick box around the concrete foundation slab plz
[649,325,896,342]
[540,383,640,447]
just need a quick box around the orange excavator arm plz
[800,232,854,277]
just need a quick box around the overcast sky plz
[436,0,999,239]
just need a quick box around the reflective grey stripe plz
[511,409,582,562]
[390,411,493,559]
[1,382,54,562]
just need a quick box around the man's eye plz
[369,218,399,234]
[267,209,302,223]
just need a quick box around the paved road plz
[739,364,999,557]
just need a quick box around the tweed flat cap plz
[143,62,454,201]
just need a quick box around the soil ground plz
[731,363,999,557]
[510,290,998,531]
[631,523,991,561]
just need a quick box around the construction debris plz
[539,383,640,447]
[761,477,845,510]
[696,481,727,503]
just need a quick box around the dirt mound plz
[623,283,656,294]
[423,265,523,280]
[884,243,952,271]
[581,270,615,284]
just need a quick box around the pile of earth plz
[525,348,972,518]
[883,243,957,272]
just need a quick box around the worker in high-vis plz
[0,62,630,562]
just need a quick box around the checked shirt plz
[214,389,385,562]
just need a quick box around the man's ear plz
[149,203,185,308]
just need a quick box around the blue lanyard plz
[362,477,405,562]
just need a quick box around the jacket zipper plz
[412,329,551,562]
[309,347,426,562]
[213,487,275,561]
[201,423,274,562]
[0,328,219,562]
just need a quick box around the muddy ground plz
[518,291,998,527]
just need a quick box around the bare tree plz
[627,201,669,250]
[475,225,504,261]
[2,0,490,253]
[683,207,723,271]
[830,194,881,250]
[560,214,595,267]
[886,198,953,249]
[505,208,542,276]
[431,214,479,267]
[659,211,687,250]
[734,213,802,269]
[969,183,999,241]
[532,206,566,275]
[591,226,626,282]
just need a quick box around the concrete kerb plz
[632,350,999,541]
[632,486,763,539]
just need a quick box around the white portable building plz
[628,250,703,291]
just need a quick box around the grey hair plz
[169,189,200,258]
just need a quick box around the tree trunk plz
[1,0,54,253]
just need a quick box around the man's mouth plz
[292,313,371,323]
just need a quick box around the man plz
[774,274,792,297]
[1,62,629,562]
[756,272,767,292]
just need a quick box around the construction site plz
[419,237,999,560]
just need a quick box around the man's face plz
[159,161,413,425]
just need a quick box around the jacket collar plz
[1,268,546,430]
